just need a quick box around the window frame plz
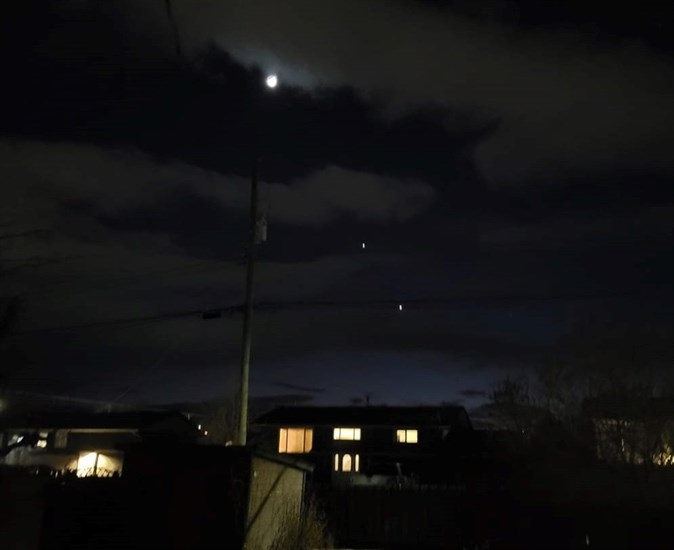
[333,452,360,473]
[332,427,362,441]
[278,427,313,453]
[395,428,419,444]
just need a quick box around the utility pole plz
[237,160,259,446]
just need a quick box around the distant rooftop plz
[254,405,472,430]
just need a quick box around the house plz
[0,410,200,476]
[584,396,674,466]
[252,405,476,484]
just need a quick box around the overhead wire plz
[11,288,659,336]
[104,328,193,409]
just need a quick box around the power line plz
[3,389,160,411]
[106,329,193,407]
[12,288,658,336]
[0,229,49,241]
[14,305,241,335]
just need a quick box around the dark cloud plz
[8,1,672,185]
[0,140,433,231]
[0,1,671,407]
[159,0,674,182]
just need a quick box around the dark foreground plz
[2,461,673,549]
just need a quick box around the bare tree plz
[271,495,334,550]
[588,385,674,467]
[203,394,240,445]
[537,323,674,467]
[488,375,542,437]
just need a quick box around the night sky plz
[0,1,672,410]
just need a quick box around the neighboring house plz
[0,410,200,476]
[252,406,475,484]
[585,397,674,467]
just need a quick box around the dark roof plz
[253,406,472,429]
[0,410,196,431]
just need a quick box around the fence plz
[316,483,464,549]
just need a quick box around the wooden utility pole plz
[237,161,259,446]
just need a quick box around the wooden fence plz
[316,484,464,549]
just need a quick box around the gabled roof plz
[0,410,196,432]
[253,406,472,430]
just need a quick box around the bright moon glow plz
[398,304,403,311]
[362,242,366,249]
[265,74,278,88]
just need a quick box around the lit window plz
[75,452,122,477]
[36,431,48,448]
[278,428,313,453]
[77,452,98,477]
[334,453,360,473]
[396,429,418,443]
[333,427,361,441]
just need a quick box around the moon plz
[265,74,278,89]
